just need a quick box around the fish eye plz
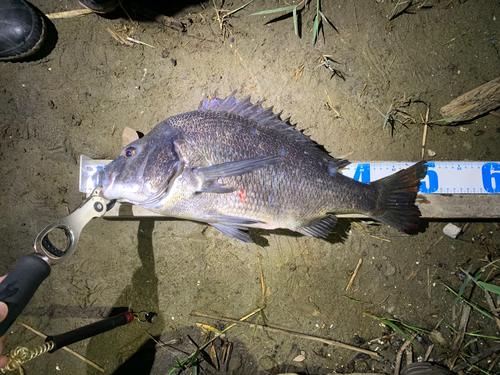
[124,147,136,158]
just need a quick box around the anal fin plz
[296,214,338,238]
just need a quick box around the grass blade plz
[437,114,465,122]
[226,0,254,17]
[293,6,298,36]
[442,283,493,319]
[251,5,296,16]
[363,313,422,346]
[312,14,319,43]
[478,281,500,295]
[455,265,476,303]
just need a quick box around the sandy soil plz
[1,0,500,374]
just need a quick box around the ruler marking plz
[79,157,500,195]
[341,161,500,195]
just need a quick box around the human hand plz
[0,275,8,368]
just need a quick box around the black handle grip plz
[0,254,51,336]
[46,312,134,351]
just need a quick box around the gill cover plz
[101,125,184,204]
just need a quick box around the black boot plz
[0,0,46,61]
[401,362,453,375]
[79,0,121,14]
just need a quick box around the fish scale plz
[100,91,427,243]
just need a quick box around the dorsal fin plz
[198,90,349,168]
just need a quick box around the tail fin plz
[369,161,427,232]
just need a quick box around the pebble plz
[443,223,461,238]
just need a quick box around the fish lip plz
[100,171,117,198]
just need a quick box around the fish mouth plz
[100,171,117,198]
[100,159,184,205]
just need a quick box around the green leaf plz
[442,283,493,319]
[478,281,500,295]
[312,15,319,43]
[251,5,297,16]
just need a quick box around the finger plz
[0,355,8,369]
[0,275,6,283]
[0,302,7,321]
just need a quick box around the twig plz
[46,9,93,19]
[325,90,341,117]
[405,345,413,365]
[488,353,499,372]
[427,268,431,299]
[353,2,359,32]
[346,258,362,291]
[106,27,133,46]
[190,311,381,359]
[20,322,104,373]
[294,63,305,82]
[424,344,434,361]
[394,333,418,375]
[257,250,266,306]
[421,106,430,158]
[368,332,397,344]
[405,267,420,282]
[388,52,397,70]
[422,235,444,257]
[359,83,367,98]
[448,304,471,368]
[442,38,456,46]
[452,342,500,372]
[484,289,500,330]
[126,37,155,48]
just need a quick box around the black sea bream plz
[101,92,427,243]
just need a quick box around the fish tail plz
[368,161,427,231]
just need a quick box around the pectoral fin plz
[196,180,235,194]
[195,155,285,179]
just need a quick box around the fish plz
[101,91,427,243]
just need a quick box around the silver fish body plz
[101,92,427,242]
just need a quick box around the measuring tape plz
[342,161,500,194]
[79,156,500,195]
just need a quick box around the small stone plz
[293,354,306,362]
[443,223,461,238]
[429,329,447,345]
[427,149,436,157]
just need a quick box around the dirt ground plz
[1,0,500,374]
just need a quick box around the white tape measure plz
[79,156,500,195]
[341,161,500,194]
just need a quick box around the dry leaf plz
[122,127,139,147]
